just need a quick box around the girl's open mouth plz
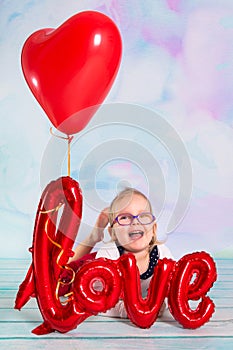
[128,231,144,240]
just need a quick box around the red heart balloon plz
[22,11,122,135]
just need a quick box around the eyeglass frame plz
[111,212,156,227]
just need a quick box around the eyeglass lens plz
[117,213,154,225]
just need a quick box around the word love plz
[71,251,217,330]
[14,177,217,335]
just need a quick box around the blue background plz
[0,0,232,259]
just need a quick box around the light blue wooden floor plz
[1,258,233,349]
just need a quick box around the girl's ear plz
[149,223,158,248]
[153,222,157,234]
[108,226,116,241]
[152,222,158,242]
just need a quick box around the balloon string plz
[67,135,73,177]
[50,127,74,177]
[55,247,75,304]
[42,209,75,302]
[40,202,63,214]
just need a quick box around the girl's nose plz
[132,217,139,225]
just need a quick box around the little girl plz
[65,187,173,318]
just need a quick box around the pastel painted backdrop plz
[0,0,232,259]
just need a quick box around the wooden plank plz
[1,338,233,350]
[2,305,233,323]
[0,260,31,270]
[2,294,231,310]
[2,272,232,283]
[3,289,229,299]
[1,259,232,279]
[1,275,231,288]
[0,317,233,338]
[0,297,38,309]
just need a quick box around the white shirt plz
[96,241,173,318]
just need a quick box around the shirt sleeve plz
[99,299,128,319]
[95,241,120,260]
[158,244,174,259]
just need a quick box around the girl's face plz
[109,193,156,253]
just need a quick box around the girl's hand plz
[88,207,109,245]
[69,208,110,262]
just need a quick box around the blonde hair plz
[108,187,159,251]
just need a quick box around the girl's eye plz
[120,215,129,220]
[119,214,132,221]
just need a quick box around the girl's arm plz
[69,207,109,262]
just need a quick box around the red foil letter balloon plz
[21,11,122,135]
[168,251,217,329]
[15,177,90,334]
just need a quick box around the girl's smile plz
[128,230,144,240]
